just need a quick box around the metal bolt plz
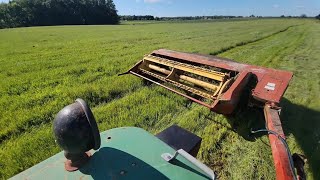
[120,170,126,175]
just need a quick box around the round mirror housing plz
[53,98,100,171]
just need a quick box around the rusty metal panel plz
[152,49,248,72]
[252,71,293,104]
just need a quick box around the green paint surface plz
[10,127,210,180]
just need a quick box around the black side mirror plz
[53,99,100,171]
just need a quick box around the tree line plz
[120,15,154,21]
[158,15,245,20]
[120,15,244,21]
[0,0,119,29]
[120,14,320,21]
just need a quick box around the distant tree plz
[316,14,320,20]
[280,15,285,18]
[249,14,255,18]
[300,14,307,18]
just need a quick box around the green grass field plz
[0,19,319,179]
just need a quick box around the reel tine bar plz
[133,53,233,102]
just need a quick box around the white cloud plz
[273,4,279,9]
[144,0,163,3]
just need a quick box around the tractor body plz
[11,127,213,180]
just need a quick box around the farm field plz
[0,19,319,179]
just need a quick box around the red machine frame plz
[123,49,295,180]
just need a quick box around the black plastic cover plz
[156,125,202,157]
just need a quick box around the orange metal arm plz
[264,104,295,180]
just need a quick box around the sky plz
[1,0,319,17]
[114,0,320,17]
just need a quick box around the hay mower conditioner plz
[121,49,297,180]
